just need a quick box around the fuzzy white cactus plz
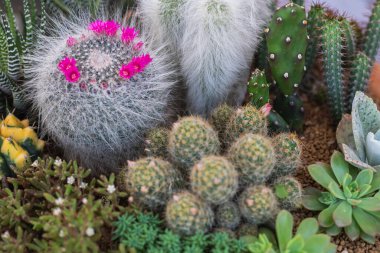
[138,0,272,115]
[26,14,178,173]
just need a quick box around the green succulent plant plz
[247,210,336,253]
[336,92,380,171]
[303,151,380,244]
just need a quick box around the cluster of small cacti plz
[0,114,44,177]
[120,103,302,236]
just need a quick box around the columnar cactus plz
[273,176,302,210]
[225,105,267,143]
[341,19,357,61]
[247,69,271,108]
[272,133,302,177]
[27,16,178,173]
[265,2,308,95]
[363,0,380,61]
[210,103,234,140]
[145,127,169,158]
[215,201,241,230]
[190,156,238,205]
[168,116,220,169]
[124,157,181,210]
[321,18,345,124]
[238,185,278,225]
[228,133,276,184]
[165,191,214,236]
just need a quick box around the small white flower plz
[80,182,88,189]
[54,159,63,167]
[107,184,116,194]
[82,198,88,204]
[53,207,62,216]
[55,197,64,206]
[86,227,95,237]
[67,176,75,185]
[59,229,65,238]
[1,231,10,239]
[31,160,39,167]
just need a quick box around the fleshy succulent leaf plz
[344,218,361,241]
[286,235,304,252]
[360,232,376,244]
[356,169,373,187]
[332,201,352,227]
[357,197,380,211]
[358,184,372,198]
[318,203,339,228]
[276,210,293,253]
[296,218,319,239]
[353,208,380,237]
[327,182,345,199]
[342,144,375,171]
[308,163,337,189]
[303,234,332,253]
[336,114,355,151]
[330,151,349,185]
[325,224,342,236]
[303,187,327,211]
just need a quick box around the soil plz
[294,95,380,253]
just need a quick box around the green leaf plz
[327,182,345,199]
[369,172,380,194]
[276,210,293,253]
[356,169,373,187]
[332,201,352,227]
[357,197,380,211]
[308,163,337,189]
[296,218,318,239]
[43,193,56,203]
[358,184,372,198]
[318,203,339,227]
[360,232,376,244]
[303,234,332,253]
[330,151,349,185]
[302,188,327,211]
[344,218,360,241]
[326,243,337,253]
[325,224,342,236]
[342,173,352,188]
[353,208,380,236]
[286,235,304,252]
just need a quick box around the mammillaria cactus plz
[336,92,380,171]
[123,157,181,210]
[165,191,214,236]
[215,201,241,230]
[303,151,380,244]
[238,185,278,225]
[228,133,275,184]
[225,104,267,143]
[272,133,302,177]
[190,156,238,205]
[237,223,258,237]
[145,127,169,158]
[265,2,308,96]
[273,176,303,211]
[27,16,178,173]
[210,103,234,141]
[168,116,220,169]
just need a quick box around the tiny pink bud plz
[128,196,134,203]
[141,186,149,193]
[66,37,77,47]
[190,208,198,215]
[260,103,272,117]
[173,195,180,201]
[128,160,137,167]
[246,199,254,207]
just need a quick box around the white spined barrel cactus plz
[138,0,272,116]
[27,15,178,173]
[336,92,380,171]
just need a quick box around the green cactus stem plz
[273,93,304,132]
[341,18,357,62]
[265,2,308,95]
[363,0,380,61]
[292,0,304,6]
[247,69,270,108]
[267,110,290,134]
[321,18,345,124]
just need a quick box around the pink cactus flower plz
[121,27,138,44]
[140,54,153,68]
[58,57,77,73]
[133,41,144,51]
[119,64,136,79]
[104,21,120,36]
[130,54,153,73]
[88,20,105,34]
[66,37,77,47]
[65,69,81,83]
[260,103,272,117]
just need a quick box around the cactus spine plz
[321,18,345,124]
[273,176,303,210]
[247,69,270,108]
[228,133,275,184]
[215,201,241,230]
[363,0,380,61]
[168,116,220,169]
[124,157,181,210]
[238,185,278,225]
[145,127,169,158]
[272,133,302,177]
[165,191,214,236]
[210,103,234,141]
[265,2,308,95]
[341,18,357,61]
[190,156,238,205]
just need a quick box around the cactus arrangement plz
[27,15,178,173]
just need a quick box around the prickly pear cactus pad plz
[165,191,214,236]
[247,69,270,108]
[0,114,44,176]
[27,16,177,173]
[265,2,308,95]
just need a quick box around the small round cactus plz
[273,176,303,211]
[237,224,258,237]
[210,103,235,140]
[272,133,302,177]
[165,191,214,236]
[145,127,169,158]
[225,105,267,143]
[124,157,180,210]
[228,133,276,184]
[168,116,220,169]
[213,228,236,238]
[215,201,241,230]
[190,156,238,205]
[238,185,278,225]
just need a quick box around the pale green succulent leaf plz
[303,234,332,253]
[303,188,327,211]
[296,218,318,239]
[325,224,341,236]
[360,232,376,244]
[318,202,339,228]
[330,151,349,185]
[326,243,337,253]
[353,208,380,237]
[344,218,361,241]
[276,210,293,253]
[356,169,373,187]
[308,163,337,190]
[332,201,352,227]
[357,197,380,211]
[286,235,304,252]
[327,182,345,199]
[358,184,372,198]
